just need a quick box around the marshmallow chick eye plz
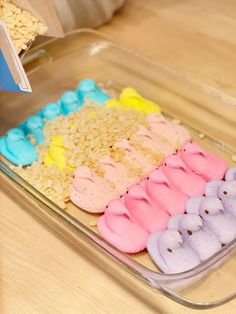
[167,248,172,253]
[187,230,193,235]
[223,191,228,195]
[205,209,209,214]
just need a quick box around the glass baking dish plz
[0,30,236,309]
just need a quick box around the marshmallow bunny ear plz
[148,113,166,124]
[159,229,183,249]
[99,156,116,168]
[74,166,94,180]
[106,199,131,217]
[164,154,188,171]
[186,196,204,214]
[115,139,131,151]
[127,184,149,201]
[168,214,186,230]
[149,169,170,185]
[181,141,205,155]
[180,214,203,230]
[225,167,236,181]
[135,125,152,139]
[205,180,223,197]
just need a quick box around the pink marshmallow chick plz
[162,154,206,196]
[99,156,138,194]
[148,113,191,148]
[146,168,187,216]
[124,183,169,233]
[133,125,175,156]
[180,141,227,181]
[115,139,155,175]
[97,199,149,253]
[70,166,119,213]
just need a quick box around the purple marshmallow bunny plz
[218,181,236,217]
[147,229,200,273]
[199,197,236,245]
[186,196,236,245]
[178,214,222,260]
[205,169,236,218]
[168,213,222,260]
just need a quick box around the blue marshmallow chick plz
[23,115,45,144]
[41,102,62,121]
[76,79,110,105]
[60,91,82,116]
[0,128,38,166]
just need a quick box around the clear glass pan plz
[0,30,236,309]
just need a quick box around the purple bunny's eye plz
[167,248,172,253]
[205,209,209,214]
[223,191,227,195]
[187,230,192,236]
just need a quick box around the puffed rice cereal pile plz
[14,102,163,208]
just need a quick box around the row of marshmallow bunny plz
[70,115,191,213]
[147,167,236,273]
[97,141,227,253]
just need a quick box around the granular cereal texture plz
[0,0,47,53]
[13,103,155,208]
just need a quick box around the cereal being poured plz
[0,0,48,53]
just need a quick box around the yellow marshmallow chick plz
[44,135,74,170]
[119,87,161,114]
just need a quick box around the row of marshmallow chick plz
[0,79,110,166]
[70,113,191,212]
[97,141,227,254]
[148,167,236,273]
[0,79,163,167]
